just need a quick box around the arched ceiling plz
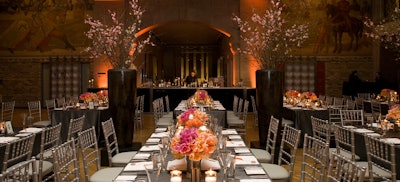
[149,21,228,46]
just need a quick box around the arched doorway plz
[137,20,233,86]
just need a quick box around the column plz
[181,56,184,80]
[193,53,197,72]
[185,53,189,77]
[217,57,221,77]
[200,53,204,81]
[205,53,209,81]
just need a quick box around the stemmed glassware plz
[21,113,27,131]
[218,149,233,179]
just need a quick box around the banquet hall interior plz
[0,0,400,181]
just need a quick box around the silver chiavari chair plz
[0,157,38,182]
[327,152,366,182]
[52,139,80,181]
[300,134,330,182]
[250,116,280,163]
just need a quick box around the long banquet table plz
[282,104,329,146]
[113,128,271,182]
[51,107,111,142]
[351,126,400,179]
[173,100,227,127]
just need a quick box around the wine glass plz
[218,149,232,179]
[21,113,27,131]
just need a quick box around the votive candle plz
[170,170,182,182]
[205,169,217,182]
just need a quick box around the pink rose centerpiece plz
[188,89,213,107]
[170,127,217,161]
[177,108,209,128]
[79,92,98,103]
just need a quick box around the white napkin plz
[114,175,137,181]
[132,153,151,160]
[235,156,259,165]
[221,129,237,135]
[123,162,153,171]
[366,133,381,137]
[167,158,187,171]
[226,140,246,148]
[0,137,19,143]
[19,127,43,133]
[139,145,160,152]
[54,108,64,111]
[343,126,356,129]
[150,132,169,138]
[228,135,242,140]
[97,106,108,110]
[201,158,220,170]
[146,138,160,144]
[381,138,400,144]
[15,133,32,137]
[353,128,375,133]
[234,148,251,154]
[244,166,266,175]
[155,128,167,132]
[241,179,271,182]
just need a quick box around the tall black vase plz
[256,69,283,161]
[108,69,136,148]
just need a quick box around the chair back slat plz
[52,139,80,181]
[1,101,15,122]
[2,134,35,173]
[300,134,330,182]
[265,116,280,164]
[28,100,42,122]
[278,124,301,180]
[311,116,331,143]
[78,127,101,182]
[364,135,397,182]
[333,125,357,161]
[327,152,366,182]
[67,115,85,141]
[340,110,364,126]
[101,118,120,167]
[0,157,38,182]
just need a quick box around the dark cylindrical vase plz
[256,69,283,161]
[108,69,137,148]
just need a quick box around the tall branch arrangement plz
[363,8,400,61]
[232,0,309,69]
[84,0,153,69]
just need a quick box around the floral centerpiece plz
[177,108,209,128]
[232,0,309,69]
[84,0,153,69]
[79,92,98,103]
[377,88,398,103]
[170,127,217,161]
[300,92,318,102]
[284,90,300,105]
[300,91,319,108]
[383,104,400,130]
[188,90,213,107]
[96,90,108,106]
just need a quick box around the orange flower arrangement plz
[300,91,318,102]
[79,92,98,103]
[170,128,217,161]
[285,90,300,99]
[380,89,395,98]
[177,108,209,128]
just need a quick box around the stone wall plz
[321,56,374,97]
[0,58,43,107]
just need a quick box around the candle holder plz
[205,169,217,182]
[170,170,182,182]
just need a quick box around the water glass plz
[227,154,236,179]
[152,152,161,173]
